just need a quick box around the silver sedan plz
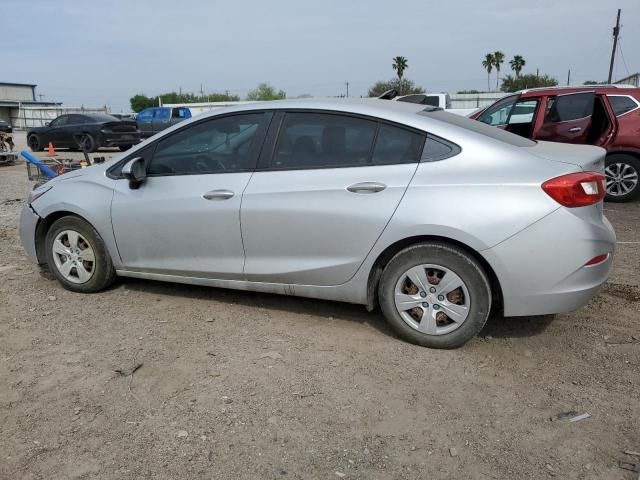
[20,99,615,348]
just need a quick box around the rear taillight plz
[541,172,606,207]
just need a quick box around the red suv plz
[471,85,640,202]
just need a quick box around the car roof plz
[518,85,640,96]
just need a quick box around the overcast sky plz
[5,0,639,112]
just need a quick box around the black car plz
[27,113,141,153]
[0,120,12,133]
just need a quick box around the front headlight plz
[28,185,53,205]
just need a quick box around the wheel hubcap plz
[605,163,638,197]
[52,230,96,284]
[394,264,470,335]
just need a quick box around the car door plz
[62,114,85,148]
[241,111,423,286]
[111,111,270,277]
[48,115,70,147]
[534,92,595,143]
[152,107,171,134]
[136,108,154,136]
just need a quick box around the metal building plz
[0,82,60,126]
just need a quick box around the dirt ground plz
[1,134,639,480]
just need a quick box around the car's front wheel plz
[45,216,117,293]
[605,154,640,202]
[28,134,42,152]
[378,243,492,349]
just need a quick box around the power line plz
[617,38,631,78]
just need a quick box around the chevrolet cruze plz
[20,99,615,348]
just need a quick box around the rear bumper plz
[98,132,142,147]
[19,205,41,264]
[482,207,616,317]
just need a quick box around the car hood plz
[526,141,606,172]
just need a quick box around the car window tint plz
[508,100,538,124]
[476,95,519,126]
[371,124,424,165]
[271,113,376,169]
[148,113,264,175]
[544,93,594,123]
[421,135,458,161]
[607,95,638,116]
[154,108,170,120]
[51,116,68,127]
[68,114,85,124]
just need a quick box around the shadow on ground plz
[119,277,555,343]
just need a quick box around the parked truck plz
[136,106,192,137]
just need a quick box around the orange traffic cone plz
[47,142,56,157]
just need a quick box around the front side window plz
[271,113,377,169]
[477,95,519,126]
[544,92,594,123]
[50,115,68,127]
[607,95,639,116]
[508,100,538,124]
[147,113,264,175]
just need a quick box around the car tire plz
[378,242,492,349]
[44,216,117,293]
[28,134,42,152]
[605,154,640,202]
[81,134,97,153]
[118,144,133,152]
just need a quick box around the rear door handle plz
[202,189,234,200]
[346,182,387,194]
[568,127,582,133]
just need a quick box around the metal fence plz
[10,106,109,129]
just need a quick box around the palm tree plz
[493,51,505,90]
[509,55,526,78]
[482,53,494,92]
[392,56,409,93]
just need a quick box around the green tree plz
[501,73,558,92]
[509,55,526,78]
[583,80,604,85]
[246,83,286,101]
[392,56,409,83]
[482,53,494,92]
[493,51,505,90]
[130,94,156,112]
[367,78,425,97]
[457,89,483,94]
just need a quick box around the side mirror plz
[121,157,146,189]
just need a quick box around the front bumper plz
[482,207,616,317]
[19,205,41,264]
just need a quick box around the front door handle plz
[202,189,234,200]
[346,182,387,194]
[568,127,582,133]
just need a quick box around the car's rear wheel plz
[378,243,491,349]
[605,154,640,202]
[45,216,116,293]
[28,134,42,152]
[118,144,133,152]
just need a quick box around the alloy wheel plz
[605,162,639,197]
[51,230,96,284]
[394,264,471,335]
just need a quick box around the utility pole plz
[199,84,204,97]
[345,81,349,98]
[607,8,621,83]
[567,69,571,86]
[38,94,44,102]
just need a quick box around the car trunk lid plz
[103,121,138,133]
[526,140,606,172]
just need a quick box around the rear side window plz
[544,92,594,123]
[271,113,377,169]
[607,95,639,116]
[421,135,459,161]
[372,124,424,165]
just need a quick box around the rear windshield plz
[419,109,536,147]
